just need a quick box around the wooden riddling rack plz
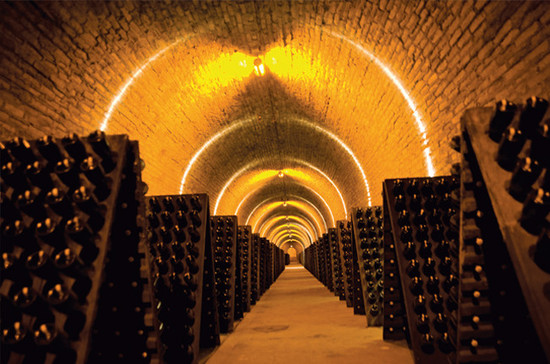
[304,234,331,290]
[144,193,218,364]
[351,228,366,316]
[250,233,260,305]
[351,206,384,326]
[383,196,408,341]
[0,132,133,364]
[323,234,334,293]
[210,215,237,333]
[337,220,354,308]
[328,228,346,301]
[89,141,161,363]
[237,225,252,314]
[383,176,460,364]
[459,102,549,363]
[259,238,267,297]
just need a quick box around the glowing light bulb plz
[278,171,284,178]
[283,201,287,207]
[253,57,265,76]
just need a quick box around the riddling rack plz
[383,196,408,341]
[89,140,160,363]
[237,226,252,314]
[337,221,354,308]
[210,216,237,333]
[0,133,287,364]
[145,194,218,363]
[328,228,345,301]
[351,206,384,326]
[383,176,460,364]
[0,132,150,364]
[458,98,549,363]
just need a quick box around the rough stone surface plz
[1,1,549,244]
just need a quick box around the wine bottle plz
[0,141,12,166]
[33,322,77,360]
[519,187,550,235]
[488,99,517,142]
[534,227,550,273]
[7,137,36,164]
[25,161,53,190]
[87,130,115,172]
[26,250,57,280]
[55,158,80,189]
[61,133,87,162]
[530,119,550,168]
[16,189,46,219]
[1,321,32,353]
[160,211,173,229]
[53,249,92,300]
[12,286,51,318]
[190,211,201,227]
[392,179,404,196]
[419,240,432,258]
[190,195,202,212]
[36,218,65,248]
[162,196,174,213]
[72,186,105,231]
[496,127,526,171]
[508,157,542,202]
[36,136,62,165]
[416,314,430,334]
[518,96,549,138]
[2,162,29,191]
[149,197,161,214]
[45,188,73,217]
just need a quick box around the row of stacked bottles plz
[0,132,285,364]
[304,209,385,327]
[304,96,549,363]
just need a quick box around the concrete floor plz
[205,264,414,364]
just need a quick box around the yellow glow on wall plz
[213,169,279,215]
[102,31,437,201]
[249,200,325,234]
[231,160,348,220]
[278,237,306,250]
[260,214,316,235]
[269,225,311,245]
[179,115,370,206]
[192,52,256,96]
[325,30,436,177]
[282,169,314,183]
[270,225,309,241]
[265,47,319,82]
[215,167,340,225]
[258,215,317,242]
[271,228,308,247]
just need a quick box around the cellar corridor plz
[1,1,550,364]
[204,263,413,364]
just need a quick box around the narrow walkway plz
[206,264,414,363]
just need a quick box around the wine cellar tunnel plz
[1,1,550,363]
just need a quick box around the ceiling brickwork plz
[1,0,549,246]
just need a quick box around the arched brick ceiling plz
[1,1,549,247]
[280,241,305,255]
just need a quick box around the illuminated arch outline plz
[249,197,328,233]
[214,159,347,220]
[258,212,319,243]
[179,116,372,205]
[99,29,437,192]
[262,218,315,244]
